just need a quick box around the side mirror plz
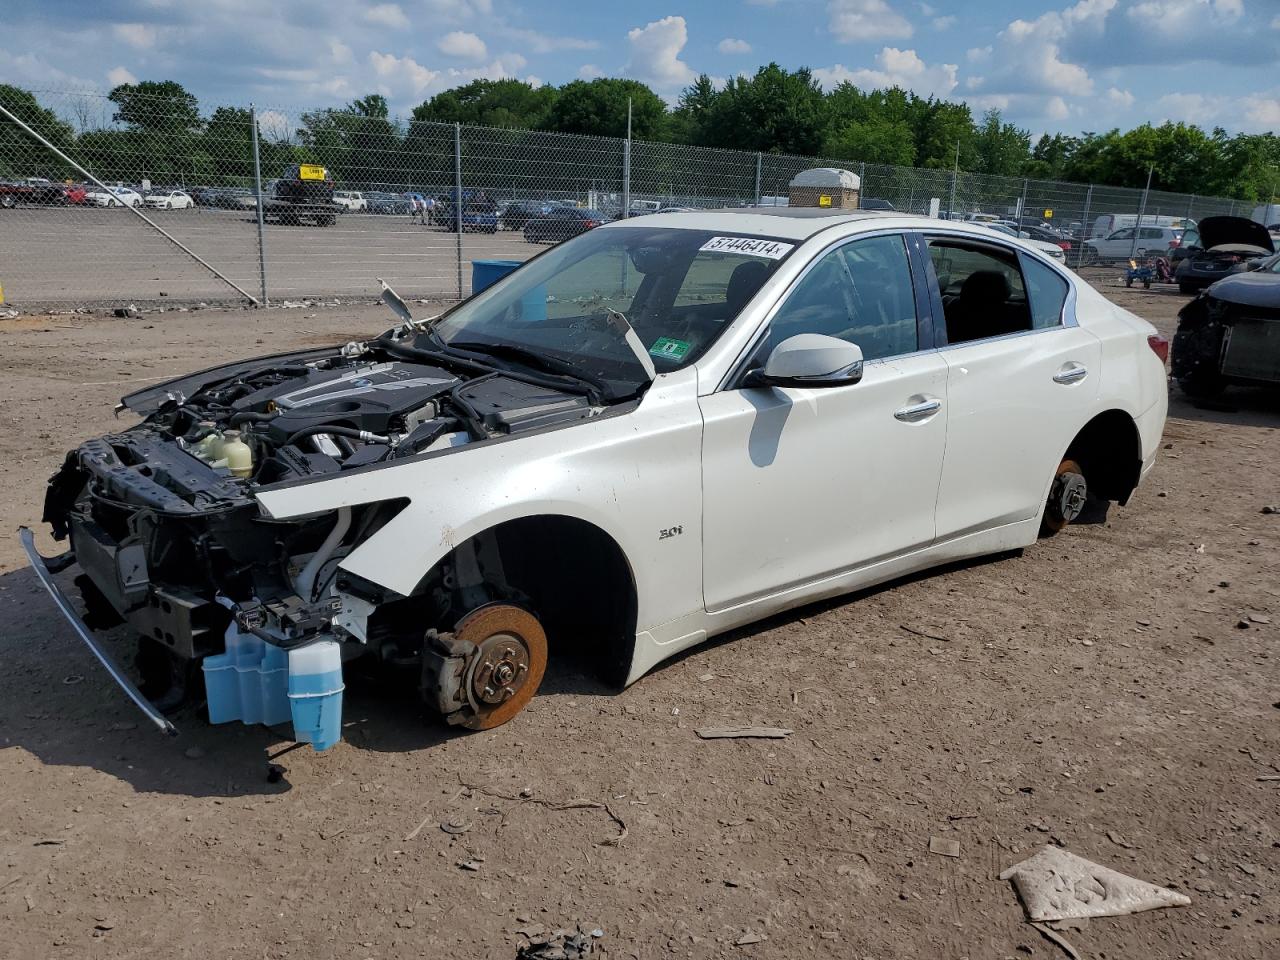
[744,334,864,389]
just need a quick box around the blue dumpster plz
[470,259,546,321]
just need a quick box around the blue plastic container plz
[287,641,345,752]
[202,623,292,727]
[469,259,546,321]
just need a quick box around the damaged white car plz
[24,209,1169,748]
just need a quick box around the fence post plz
[1020,178,1029,226]
[1077,185,1093,267]
[622,131,631,221]
[858,161,865,201]
[1228,199,1236,217]
[948,168,958,220]
[1129,165,1153,259]
[754,152,762,206]
[249,104,269,308]
[454,122,463,300]
[1185,194,1195,221]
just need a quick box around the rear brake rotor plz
[1043,458,1087,533]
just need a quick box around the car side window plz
[1111,228,1134,240]
[1020,256,1070,329]
[762,234,918,361]
[927,240,1030,344]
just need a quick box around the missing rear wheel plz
[1041,458,1087,535]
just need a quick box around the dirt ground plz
[0,270,1277,959]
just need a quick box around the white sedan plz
[28,210,1169,742]
[143,190,194,210]
[980,222,1068,263]
[85,186,142,207]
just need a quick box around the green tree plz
[107,80,201,133]
[667,74,719,144]
[545,78,666,139]
[412,79,557,129]
[973,108,1031,177]
[702,63,825,155]
[0,85,74,178]
[298,94,405,186]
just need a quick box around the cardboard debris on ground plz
[999,845,1191,921]
[695,726,793,740]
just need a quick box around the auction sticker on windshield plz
[649,337,691,361]
[698,236,794,259]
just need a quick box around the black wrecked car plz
[1174,216,1275,294]
[1171,254,1280,396]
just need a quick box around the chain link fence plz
[0,87,1254,311]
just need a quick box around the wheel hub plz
[469,631,531,706]
[1051,470,1088,524]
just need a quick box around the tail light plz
[1147,334,1170,364]
[585,219,598,228]
[1168,237,1181,248]
[1058,240,1071,250]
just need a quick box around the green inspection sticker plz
[649,336,691,361]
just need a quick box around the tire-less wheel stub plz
[421,604,548,730]
[1042,458,1087,534]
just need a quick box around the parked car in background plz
[501,200,551,230]
[979,223,1067,263]
[1020,224,1072,251]
[1082,226,1183,263]
[1174,216,1275,294]
[365,191,409,214]
[333,190,368,213]
[217,187,258,210]
[0,180,82,207]
[1091,214,1192,239]
[859,198,895,211]
[442,201,499,233]
[523,207,610,243]
[143,189,194,210]
[86,186,143,208]
[628,199,662,217]
[1172,251,1280,396]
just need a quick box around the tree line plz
[2,65,1277,202]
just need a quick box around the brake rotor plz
[454,604,547,730]
[1043,458,1087,533]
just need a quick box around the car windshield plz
[426,226,792,395]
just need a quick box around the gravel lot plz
[0,206,544,306]
[0,274,1277,959]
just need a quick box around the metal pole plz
[947,140,959,219]
[249,104,269,307]
[454,122,463,300]
[622,98,631,219]
[1020,178,1029,227]
[1077,184,1093,268]
[858,160,865,208]
[1185,193,1195,222]
[0,99,260,305]
[1129,165,1153,260]
[754,152,762,205]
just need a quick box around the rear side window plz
[1020,256,1069,329]
[927,240,1030,344]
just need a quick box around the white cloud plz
[1046,95,1070,120]
[1106,86,1135,107]
[966,45,992,61]
[932,16,956,30]
[328,39,354,65]
[718,37,752,54]
[497,27,598,53]
[626,16,695,90]
[813,47,958,99]
[441,53,529,88]
[368,51,439,95]
[364,4,410,29]
[437,30,487,61]
[1272,14,1280,29]
[828,0,914,43]
[578,63,604,80]
[112,23,157,49]
[1245,96,1280,126]
[982,0,1113,97]
[106,66,138,87]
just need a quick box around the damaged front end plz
[1172,274,1280,397]
[32,325,608,747]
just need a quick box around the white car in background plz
[86,186,142,208]
[980,222,1068,263]
[333,190,367,212]
[27,209,1168,744]
[1083,226,1184,263]
[143,190,194,210]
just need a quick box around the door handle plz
[894,398,942,423]
[1053,363,1088,384]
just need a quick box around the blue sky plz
[3,0,1279,137]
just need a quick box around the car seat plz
[946,269,1013,343]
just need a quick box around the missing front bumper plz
[19,526,178,736]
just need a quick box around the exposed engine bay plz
[39,328,613,725]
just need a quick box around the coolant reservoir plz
[221,430,254,478]
[194,424,224,462]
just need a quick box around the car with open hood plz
[1174,216,1275,294]
[1172,251,1280,397]
[23,209,1168,750]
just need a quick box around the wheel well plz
[1063,410,1142,505]
[444,516,638,688]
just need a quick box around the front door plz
[700,233,949,612]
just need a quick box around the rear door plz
[923,237,1101,539]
